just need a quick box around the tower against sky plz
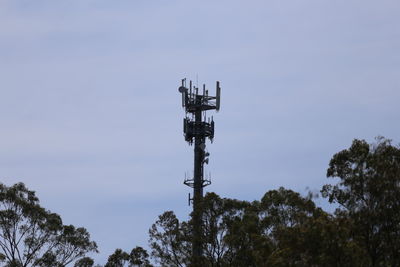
[178,79,221,264]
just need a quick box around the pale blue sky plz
[1,0,399,264]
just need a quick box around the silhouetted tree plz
[0,183,97,267]
[6,137,399,267]
[105,247,153,267]
[322,137,400,266]
[148,211,190,267]
[74,257,95,267]
[105,249,129,267]
[130,246,153,267]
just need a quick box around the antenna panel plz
[216,81,221,111]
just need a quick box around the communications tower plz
[178,78,221,263]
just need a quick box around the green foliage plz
[105,249,130,267]
[147,137,400,267]
[0,183,97,267]
[130,246,152,267]
[4,137,400,266]
[322,137,400,266]
[105,247,153,267]
[201,192,250,266]
[148,211,190,267]
[74,257,95,267]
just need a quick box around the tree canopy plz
[3,137,400,266]
[0,183,98,267]
[145,138,400,266]
[322,137,400,266]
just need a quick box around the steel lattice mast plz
[178,79,221,263]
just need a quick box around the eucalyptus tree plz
[104,247,153,267]
[0,183,97,267]
[322,137,400,266]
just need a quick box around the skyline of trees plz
[1,137,399,266]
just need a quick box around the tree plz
[130,246,152,267]
[146,137,400,266]
[322,137,400,266]
[74,257,94,267]
[148,194,255,267]
[0,183,97,266]
[257,187,325,266]
[147,188,365,267]
[105,249,129,267]
[105,247,153,267]
[201,192,261,267]
[148,211,190,267]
